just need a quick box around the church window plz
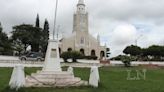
[91,50,96,56]
[80,37,85,44]
[80,49,85,55]
[67,48,72,52]
[100,51,105,59]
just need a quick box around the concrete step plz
[31,73,74,79]
[25,71,88,87]
[36,71,71,75]
[26,76,81,83]
[25,80,88,87]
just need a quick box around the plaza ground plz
[0,66,164,92]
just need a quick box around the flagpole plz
[53,0,58,40]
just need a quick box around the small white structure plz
[67,66,74,75]
[9,64,25,90]
[89,66,100,87]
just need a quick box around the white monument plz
[25,0,88,87]
[67,66,74,75]
[25,40,88,87]
[89,66,100,87]
[9,64,25,90]
[42,40,61,71]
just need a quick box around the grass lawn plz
[0,66,164,92]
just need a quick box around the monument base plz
[25,70,88,87]
[25,40,88,87]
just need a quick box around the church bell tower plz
[77,0,86,14]
[73,0,88,33]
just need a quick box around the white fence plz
[0,56,164,67]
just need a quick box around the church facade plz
[59,0,106,59]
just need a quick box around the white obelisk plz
[42,40,61,71]
[42,0,61,72]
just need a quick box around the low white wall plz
[0,55,19,61]
[110,60,164,66]
[77,59,100,63]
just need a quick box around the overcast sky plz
[0,0,164,57]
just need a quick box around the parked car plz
[19,52,44,61]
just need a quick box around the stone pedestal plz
[25,40,88,87]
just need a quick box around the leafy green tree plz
[40,19,49,53]
[0,22,2,32]
[0,23,13,55]
[123,45,142,56]
[12,39,24,55]
[12,24,42,52]
[145,45,164,57]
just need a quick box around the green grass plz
[0,66,164,92]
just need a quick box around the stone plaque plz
[50,49,57,58]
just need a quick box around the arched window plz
[80,48,85,55]
[91,50,96,56]
[59,48,61,55]
[67,48,72,52]
[100,51,105,58]
[80,37,85,44]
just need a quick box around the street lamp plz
[135,34,143,46]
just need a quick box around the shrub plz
[60,52,71,62]
[60,51,83,62]
[71,51,83,62]
[82,56,98,60]
[121,55,132,67]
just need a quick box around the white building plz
[59,0,107,59]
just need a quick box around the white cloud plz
[109,23,137,57]
[0,0,164,57]
[112,23,137,45]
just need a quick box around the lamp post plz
[53,0,58,40]
[135,34,143,46]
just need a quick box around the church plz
[59,0,107,59]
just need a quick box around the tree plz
[0,22,2,32]
[12,39,24,55]
[12,24,42,52]
[123,45,142,56]
[0,23,13,55]
[145,45,164,57]
[40,19,49,53]
[35,14,40,28]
